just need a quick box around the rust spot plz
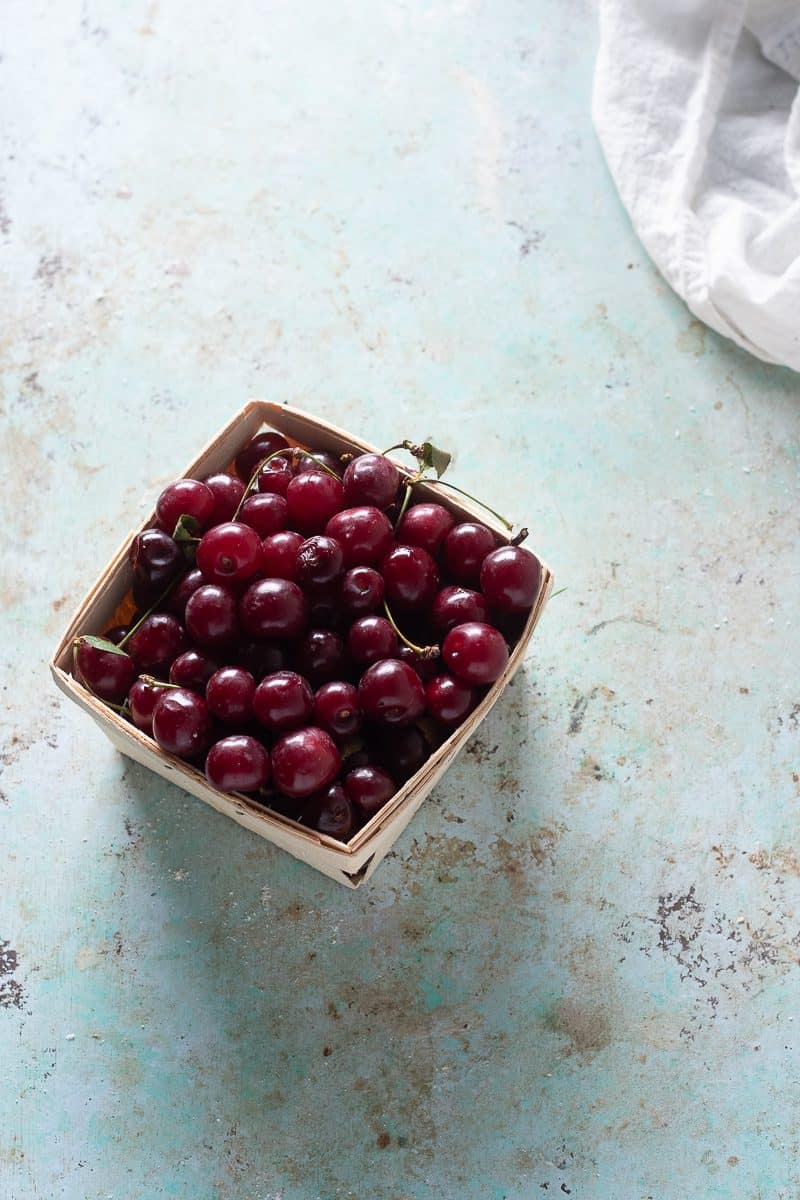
[739,686,749,695]
[353,1078,367,1091]
[322,1045,332,1057]
[377,1132,391,1149]
[748,848,800,876]
[728,1156,739,1167]
[544,998,612,1053]
[34,254,64,288]
[0,940,24,1009]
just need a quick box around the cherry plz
[325,506,393,567]
[271,726,341,798]
[235,430,290,481]
[257,456,293,496]
[206,735,270,792]
[206,666,256,723]
[304,784,353,839]
[396,644,439,682]
[340,566,384,617]
[169,649,219,690]
[166,567,205,619]
[358,659,425,726]
[128,677,163,733]
[443,521,496,584]
[240,579,308,639]
[235,639,285,680]
[239,494,288,538]
[203,472,246,524]
[129,529,183,596]
[297,629,346,684]
[197,521,262,585]
[396,502,454,556]
[155,479,216,535]
[426,674,475,726]
[286,472,345,533]
[295,450,343,477]
[104,624,131,645]
[382,545,439,610]
[347,616,397,666]
[152,688,212,758]
[261,530,303,580]
[374,725,429,780]
[74,639,135,702]
[442,621,508,685]
[307,588,342,630]
[253,671,314,732]
[431,585,488,633]
[480,545,541,613]
[313,681,362,738]
[344,765,397,818]
[126,613,187,675]
[185,584,239,648]
[342,453,400,509]
[296,535,344,589]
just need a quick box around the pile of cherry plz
[72,430,540,842]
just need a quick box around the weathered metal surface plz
[2,1,800,1197]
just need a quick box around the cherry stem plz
[117,579,178,650]
[291,448,342,482]
[139,674,181,689]
[394,470,423,530]
[417,478,514,531]
[510,527,529,546]
[382,600,440,660]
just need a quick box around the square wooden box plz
[50,402,553,887]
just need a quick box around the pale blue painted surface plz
[3,2,800,1198]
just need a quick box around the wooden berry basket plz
[49,402,554,888]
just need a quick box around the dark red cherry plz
[480,546,541,613]
[342,453,400,509]
[169,649,219,690]
[203,472,246,524]
[443,522,496,584]
[155,479,216,535]
[197,521,262,585]
[271,727,341,799]
[304,784,354,840]
[235,430,290,481]
[152,688,212,758]
[126,613,187,675]
[347,616,397,666]
[206,735,270,793]
[374,725,430,781]
[296,535,344,589]
[253,671,314,732]
[308,588,342,630]
[396,644,439,682]
[344,765,397,818]
[286,472,345,534]
[104,624,131,646]
[295,450,343,477]
[425,674,476,726]
[185,584,239,648]
[313,681,362,738]
[129,529,183,595]
[235,639,286,680]
[442,622,509,685]
[74,638,135,702]
[296,629,346,685]
[127,676,163,733]
[382,545,439,610]
[166,568,205,619]
[339,566,385,617]
[396,502,454,556]
[206,666,256,723]
[239,493,288,538]
[257,455,293,496]
[261,530,303,580]
[358,659,425,726]
[239,579,309,639]
[431,585,489,633]
[325,506,393,567]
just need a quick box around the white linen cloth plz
[593,0,800,371]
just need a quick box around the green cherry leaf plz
[77,634,130,658]
[418,440,451,479]
[172,513,201,542]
